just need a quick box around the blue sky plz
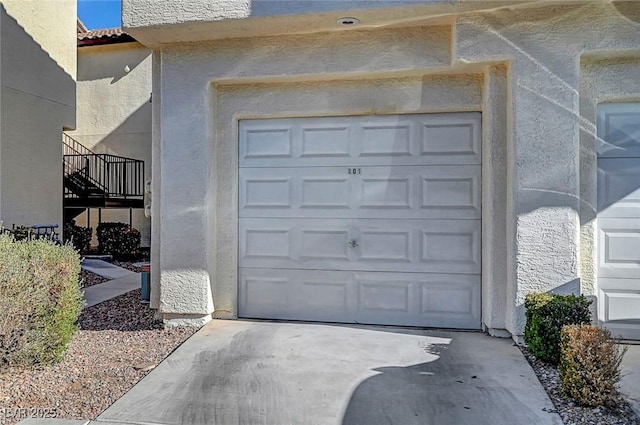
[78,0,122,30]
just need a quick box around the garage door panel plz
[240,165,481,219]
[597,158,640,216]
[362,273,480,328]
[598,279,640,338]
[422,175,478,210]
[242,177,292,209]
[422,122,477,156]
[300,229,351,261]
[301,178,351,209]
[359,229,411,263]
[240,113,481,167]
[243,276,291,310]
[358,121,413,157]
[597,104,640,158]
[239,269,481,329]
[597,103,640,340]
[598,218,640,278]
[299,281,350,310]
[359,281,411,313]
[360,177,412,209]
[240,218,480,274]
[301,124,351,158]
[239,113,481,330]
[240,269,354,321]
[422,285,473,315]
[601,290,640,322]
[421,227,479,267]
[244,228,291,260]
[242,126,293,159]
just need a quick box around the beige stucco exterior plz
[0,0,76,230]
[123,0,640,339]
[70,41,152,246]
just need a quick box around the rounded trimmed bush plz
[560,324,627,406]
[96,222,141,260]
[0,234,84,365]
[64,219,92,253]
[524,292,591,364]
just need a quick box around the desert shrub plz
[11,225,31,241]
[560,324,627,406]
[0,234,84,365]
[63,220,92,253]
[524,292,592,364]
[96,222,140,259]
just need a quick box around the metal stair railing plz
[63,133,95,156]
[63,134,144,201]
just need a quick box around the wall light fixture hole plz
[337,17,360,26]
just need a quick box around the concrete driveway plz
[94,320,561,425]
[621,344,640,417]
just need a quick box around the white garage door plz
[238,113,482,329]
[597,104,640,340]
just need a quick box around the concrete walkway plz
[81,259,140,308]
[82,259,135,280]
[93,320,561,425]
[82,273,141,308]
[621,344,640,417]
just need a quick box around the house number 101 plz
[348,168,361,175]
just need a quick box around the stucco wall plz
[455,2,640,336]
[0,1,76,230]
[3,0,76,78]
[70,42,152,246]
[147,24,510,331]
[122,0,529,45]
[128,0,640,338]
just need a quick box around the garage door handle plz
[347,240,359,248]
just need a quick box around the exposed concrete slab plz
[81,259,135,280]
[621,343,640,418]
[98,320,561,425]
[83,273,141,308]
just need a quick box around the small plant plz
[63,220,92,253]
[0,234,84,365]
[96,222,141,260]
[524,292,591,364]
[11,225,31,241]
[560,324,627,406]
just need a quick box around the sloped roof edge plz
[78,27,137,47]
[77,18,88,34]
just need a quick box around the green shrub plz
[96,222,141,259]
[560,324,627,406]
[63,220,92,253]
[524,292,591,364]
[0,234,84,365]
[11,225,31,241]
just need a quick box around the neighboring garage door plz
[597,103,640,340]
[238,113,482,329]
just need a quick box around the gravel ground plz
[112,261,147,274]
[0,290,197,424]
[79,269,109,288]
[521,347,640,425]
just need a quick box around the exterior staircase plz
[63,133,144,223]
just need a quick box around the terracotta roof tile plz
[77,19,88,34]
[78,28,136,46]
